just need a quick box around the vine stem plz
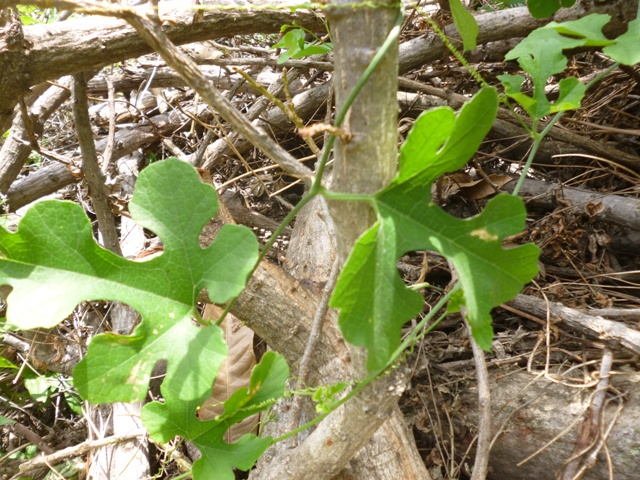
[510,112,561,196]
[418,8,488,89]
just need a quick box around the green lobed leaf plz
[24,375,58,402]
[0,357,18,369]
[449,0,478,51]
[293,43,333,58]
[544,14,613,47]
[505,28,583,63]
[502,23,596,119]
[603,19,640,66]
[331,88,539,371]
[273,27,332,64]
[142,351,289,480]
[497,74,536,113]
[273,28,306,63]
[501,13,636,119]
[0,159,259,404]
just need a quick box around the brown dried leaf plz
[458,174,514,200]
[197,304,258,443]
[442,173,513,199]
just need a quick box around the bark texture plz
[454,371,640,480]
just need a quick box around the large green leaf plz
[331,88,539,371]
[503,30,573,119]
[142,351,289,480]
[0,159,259,403]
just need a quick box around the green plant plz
[526,0,576,18]
[497,13,640,194]
[0,90,538,476]
[6,1,639,478]
[329,87,538,368]
[17,5,58,24]
[0,159,288,479]
[272,24,332,63]
[23,373,83,415]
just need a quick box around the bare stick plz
[18,431,146,474]
[464,315,492,480]
[101,76,117,174]
[560,347,613,480]
[288,258,341,445]
[121,5,314,182]
[72,72,122,255]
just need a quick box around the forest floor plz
[1,4,640,480]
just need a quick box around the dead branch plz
[508,294,640,356]
[0,0,325,132]
[18,431,146,475]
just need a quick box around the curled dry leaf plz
[198,304,258,444]
[444,172,514,200]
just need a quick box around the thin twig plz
[464,314,491,480]
[448,255,491,480]
[100,76,117,175]
[13,423,55,455]
[288,258,341,445]
[199,56,333,70]
[18,431,146,474]
[560,347,613,480]
[120,6,314,182]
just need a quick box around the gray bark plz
[451,370,640,480]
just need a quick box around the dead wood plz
[86,65,311,101]
[0,0,634,136]
[0,0,325,132]
[508,294,640,357]
[446,369,640,480]
[17,431,145,476]
[502,176,640,231]
[4,104,211,211]
[0,77,72,193]
[398,0,637,75]
[4,86,444,212]
[494,110,640,174]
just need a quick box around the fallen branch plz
[18,431,146,475]
[502,177,640,231]
[508,294,640,356]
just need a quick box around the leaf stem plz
[319,187,373,203]
[418,9,488,89]
[511,112,561,196]
[510,63,619,197]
